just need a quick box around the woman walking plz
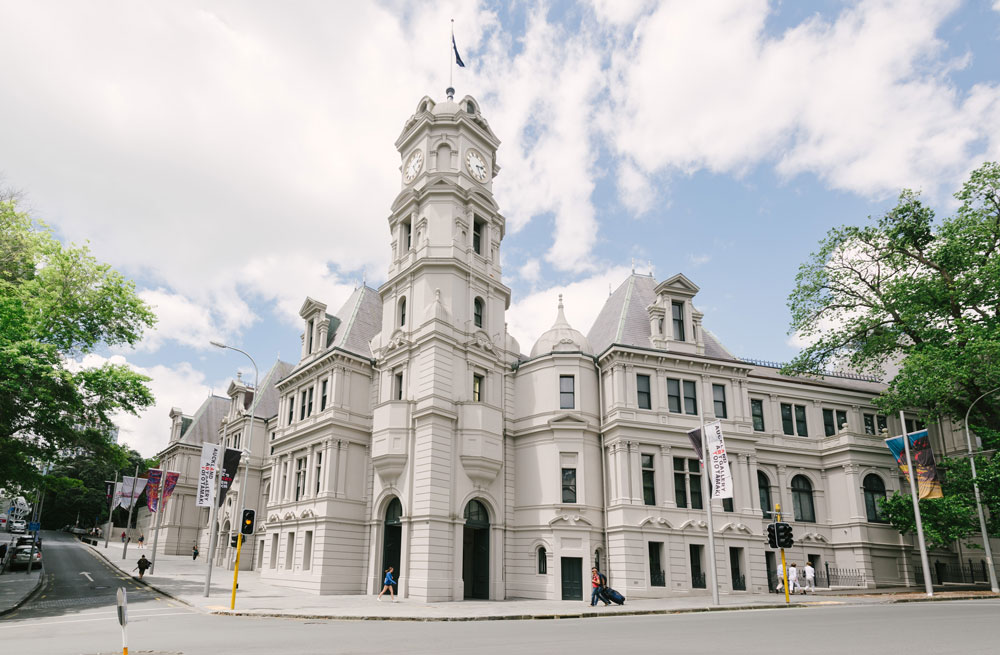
[377,566,396,602]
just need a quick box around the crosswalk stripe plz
[0,612,192,629]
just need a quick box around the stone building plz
[159,91,991,600]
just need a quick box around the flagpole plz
[899,410,933,597]
[121,464,139,560]
[700,413,720,605]
[204,441,223,596]
[149,471,167,574]
[449,19,454,93]
[104,470,118,549]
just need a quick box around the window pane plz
[683,380,697,415]
[559,375,574,410]
[674,472,687,508]
[637,374,651,409]
[641,454,653,469]
[723,497,734,512]
[538,548,547,574]
[561,468,577,503]
[672,302,685,341]
[823,409,835,437]
[690,473,703,510]
[758,471,772,517]
[781,404,794,435]
[863,414,875,435]
[751,399,765,431]
[667,379,681,413]
[794,405,808,437]
[713,384,727,419]
[877,415,888,432]
[836,410,848,431]
[642,470,656,506]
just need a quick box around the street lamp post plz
[963,388,1000,594]
[210,340,258,605]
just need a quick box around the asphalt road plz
[1,534,997,654]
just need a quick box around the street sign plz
[28,521,40,531]
[116,587,128,626]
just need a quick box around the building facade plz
[160,92,993,600]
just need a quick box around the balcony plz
[458,403,503,485]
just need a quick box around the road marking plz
[80,571,94,582]
[0,612,193,629]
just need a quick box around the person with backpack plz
[591,567,609,606]
[133,555,151,579]
[192,543,200,560]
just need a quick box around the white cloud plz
[506,266,632,354]
[617,161,656,215]
[133,289,228,352]
[687,254,710,267]
[517,258,542,285]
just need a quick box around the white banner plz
[197,444,221,507]
[113,482,123,509]
[118,476,148,510]
[704,420,733,499]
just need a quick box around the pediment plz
[547,413,588,427]
[467,330,494,352]
[655,273,700,297]
[299,297,328,319]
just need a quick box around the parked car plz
[14,536,35,548]
[11,546,41,570]
[9,520,26,534]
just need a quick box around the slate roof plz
[179,395,229,446]
[329,285,382,360]
[248,359,296,419]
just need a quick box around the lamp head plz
[210,340,227,349]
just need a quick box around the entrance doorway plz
[765,551,778,591]
[561,557,583,600]
[382,498,402,585]
[463,500,490,599]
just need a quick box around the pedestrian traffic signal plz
[776,522,794,548]
[766,523,778,548]
[240,509,255,535]
[230,535,239,548]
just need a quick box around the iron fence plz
[732,574,746,591]
[915,559,994,586]
[692,572,706,589]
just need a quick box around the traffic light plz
[241,509,256,535]
[766,523,778,548]
[776,522,794,548]
[230,535,239,548]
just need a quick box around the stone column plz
[660,444,675,508]
[748,455,761,515]
[738,453,753,513]
[843,464,864,521]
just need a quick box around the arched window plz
[791,475,815,523]
[473,297,484,328]
[385,497,402,525]
[594,549,602,572]
[466,100,476,114]
[464,499,490,526]
[538,547,547,574]
[863,474,887,523]
[757,471,772,518]
[398,297,406,327]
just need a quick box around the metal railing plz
[650,570,666,587]
[692,572,706,589]
[732,574,746,591]
[738,357,881,383]
[915,559,996,586]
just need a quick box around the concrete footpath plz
[85,540,998,621]
[0,566,43,617]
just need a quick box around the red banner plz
[162,471,180,506]
[146,469,163,512]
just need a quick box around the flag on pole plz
[217,448,243,508]
[118,476,148,510]
[113,481,123,509]
[453,34,465,67]
[197,444,221,507]
[686,421,734,499]
[885,429,943,499]
[146,469,163,512]
[162,471,180,503]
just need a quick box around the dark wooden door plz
[463,526,490,599]
[561,557,583,600]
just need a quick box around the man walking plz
[788,562,801,594]
[133,555,150,580]
[590,567,609,606]
[804,561,816,593]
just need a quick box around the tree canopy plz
[0,193,156,491]
[785,161,1000,545]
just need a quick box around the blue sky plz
[1,0,999,456]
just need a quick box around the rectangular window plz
[285,532,295,570]
[863,413,876,435]
[306,387,314,417]
[795,405,808,437]
[751,399,765,431]
[712,384,727,419]
[641,454,656,506]
[689,458,703,509]
[673,457,702,509]
[782,403,807,436]
[393,372,403,401]
[723,463,734,512]
[649,542,665,587]
[473,218,484,255]
[905,418,926,434]
[287,396,295,425]
[307,319,314,354]
[472,374,483,402]
[877,415,888,432]
[402,220,412,251]
[294,457,306,501]
[683,380,697,415]
[303,530,313,570]
[300,390,307,420]
[637,374,651,410]
[315,452,322,495]
[781,403,794,435]
[672,301,686,341]
[320,380,328,411]
[667,378,681,413]
[561,468,577,504]
[837,410,847,432]
[559,375,575,410]
[673,457,687,508]
[823,409,835,437]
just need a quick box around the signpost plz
[116,586,128,655]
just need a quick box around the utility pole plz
[104,471,119,549]
[121,464,140,561]
[899,411,933,597]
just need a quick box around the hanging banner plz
[118,476,148,510]
[113,482,123,509]
[686,421,734,499]
[217,448,243,508]
[885,429,943,499]
[197,444,221,507]
[105,481,116,499]
[146,469,163,512]
[162,471,180,504]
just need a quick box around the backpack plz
[598,572,607,587]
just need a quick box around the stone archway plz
[462,500,490,599]
[382,497,402,583]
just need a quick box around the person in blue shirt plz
[377,566,396,602]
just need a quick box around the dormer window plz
[466,100,475,114]
[307,319,315,353]
[473,217,484,255]
[672,301,685,341]
[473,297,484,328]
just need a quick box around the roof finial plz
[558,293,564,309]
[362,268,366,288]
[236,371,242,382]
[648,260,654,277]
[631,257,635,274]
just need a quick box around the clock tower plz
[368,94,515,601]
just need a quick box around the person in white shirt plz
[804,562,816,593]
[788,563,801,593]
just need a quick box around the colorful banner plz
[197,444,221,507]
[162,471,180,503]
[885,429,943,499]
[118,476,148,510]
[686,421,734,499]
[217,448,243,508]
[146,469,163,512]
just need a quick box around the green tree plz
[0,192,156,490]
[785,161,1000,544]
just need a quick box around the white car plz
[9,519,27,533]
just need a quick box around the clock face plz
[403,150,423,183]
[466,149,488,183]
